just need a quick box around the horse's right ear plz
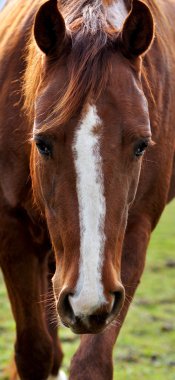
[34,0,67,56]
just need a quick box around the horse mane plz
[22,0,174,131]
[23,0,121,130]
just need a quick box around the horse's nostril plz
[57,290,75,326]
[111,288,125,317]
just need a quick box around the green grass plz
[0,201,175,379]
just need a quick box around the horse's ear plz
[34,0,66,56]
[120,0,154,58]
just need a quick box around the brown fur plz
[23,0,119,130]
[22,0,175,132]
[0,0,175,379]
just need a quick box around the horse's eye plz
[35,137,52,157]
[134,140,149,157]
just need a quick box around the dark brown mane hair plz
[22,0,173,131]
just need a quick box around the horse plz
[0,0,175,379]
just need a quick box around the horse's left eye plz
[134,140,149,157]
[35,137,52,157]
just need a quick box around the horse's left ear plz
[34,0,67,56]
[120,0,154,58]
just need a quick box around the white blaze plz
[107,0,128,30]
[70,104,106,316]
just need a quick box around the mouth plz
[60,312,113,334]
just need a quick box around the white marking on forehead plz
[107,0,128,30]
[70,104,106,316]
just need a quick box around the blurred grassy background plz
[0,201,175,379]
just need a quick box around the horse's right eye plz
[35,138,52,157]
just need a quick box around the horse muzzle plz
[57,285,125,334]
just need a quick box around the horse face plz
[31,0,154,334]
[32,53,151,334]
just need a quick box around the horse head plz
[30,0,154,334]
